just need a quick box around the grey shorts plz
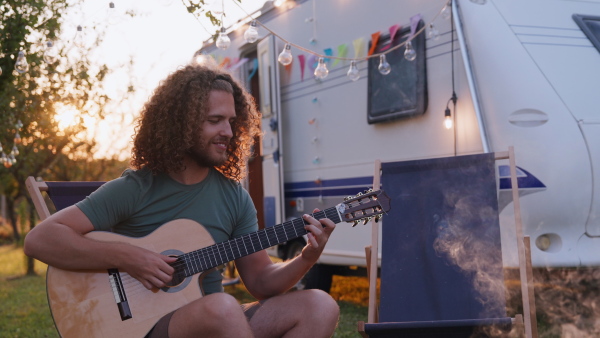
[146,300,264,338]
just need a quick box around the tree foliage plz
[0,0,129,244]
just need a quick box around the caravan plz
[198,0,600,291]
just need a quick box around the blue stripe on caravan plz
[284,176,373,199]
[284,176,373,190]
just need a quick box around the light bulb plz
[444,108,453,129]
[314,57,329,79]
[428,23,440,40]
[244,20,259,43]
[43,41,59,64]
[9,153,16,165]
[14,131,21,144]
[378,54,391,75]
[107,2,124,25]
[14,51,29,74]
[278,44,293,66]
[74,25,85,49]
[404,41,417,61]
[347,61,360,81]
[442,2,451,19]
[2,153,10,168]
[216,27,230,50]
[16,119,23,129]
[11,145,19,157]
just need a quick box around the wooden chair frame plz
[358,146,538,338]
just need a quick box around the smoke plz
[433,191,600,336]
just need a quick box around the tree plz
[0,0,129,246]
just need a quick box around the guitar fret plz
[164,192,386,280]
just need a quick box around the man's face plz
[188,89,236,168]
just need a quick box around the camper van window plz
[367,20,428,124]
[573,14,600,55]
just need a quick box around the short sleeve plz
[76,170,145,231]
[231,186,258,238]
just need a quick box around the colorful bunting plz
[332,44,348,67]
[353,38,365,59]
[367,32,381,56]
[298,54,306,81]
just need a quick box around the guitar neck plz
[176,207,341,278]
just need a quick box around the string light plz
[347,60,360,81]
[74,25,86,48]
[277,44,293,65]
[244,20,259,43]
[428,23,440,40]
[216,27,231,50]
[14,51,29,74]
[442,1,451,19]
[404,40,416,61]
[43,41,59,64]
[224,0,450,81]
[314,57,329,79]
[378,54,391,75]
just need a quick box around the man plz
[24,64,340,337]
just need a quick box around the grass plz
[0,244,370,337]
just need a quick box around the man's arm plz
[234,210,336,300]
[24,205,176,290]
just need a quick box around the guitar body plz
[46,219,215,338]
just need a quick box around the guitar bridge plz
[108,269,133,321]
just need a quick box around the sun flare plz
[54,103,80,130]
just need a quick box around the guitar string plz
[114,209,339,293]
[111,200,380,295]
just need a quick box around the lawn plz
[0,244,370,337]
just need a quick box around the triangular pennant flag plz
[298,54,306,81]
[229,57,249,71]
[409,14,422,39]
[332,44,348,67]
[307,54,318,73]
[353,38,365,59]
[323,48,333,63]
[380,24,401,51]
[248,58,259,81]
[368,32,381,56]
[219,57,231,68]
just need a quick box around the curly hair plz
[131,64,261,181]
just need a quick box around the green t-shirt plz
[76,167,258,294]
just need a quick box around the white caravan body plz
[199,0,600,275]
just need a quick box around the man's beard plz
[187,140,229,168]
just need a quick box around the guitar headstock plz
[336,189,391,226]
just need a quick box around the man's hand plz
[117,244,177,290]
[301,209,336,263]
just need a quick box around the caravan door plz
[257,35,285,228]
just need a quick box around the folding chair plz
[25,176,106,220]
[358,147,538,337]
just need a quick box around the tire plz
[286,241,333,293]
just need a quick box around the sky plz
[59,0,266,159]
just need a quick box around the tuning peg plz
[362,217,372,225]
[352,220,360,227]
[344,196,352,201]
[356,192,363,197]
[375,214,382,223]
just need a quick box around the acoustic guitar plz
[46,189,390,337]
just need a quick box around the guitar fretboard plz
[172,207,341,282]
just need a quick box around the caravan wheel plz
[287,241,333,293]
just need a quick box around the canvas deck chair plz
[358,147,538,338]
[25,176,240,285]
